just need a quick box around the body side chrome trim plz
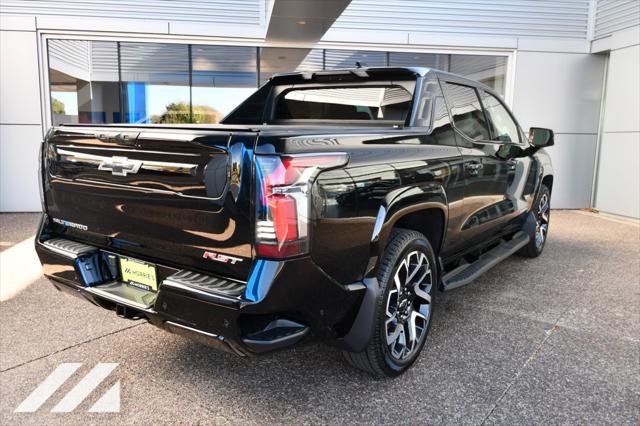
[56,144,203,157]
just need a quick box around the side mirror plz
[528,127,554,148]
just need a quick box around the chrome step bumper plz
[37,237,246,308]
[35,235,314,356]
[162,269,246,305]
[42,238,97,258]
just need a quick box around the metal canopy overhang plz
[265,0,352,43]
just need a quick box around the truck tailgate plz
[43,127,256,280]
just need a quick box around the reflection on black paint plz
[462,199,516,230]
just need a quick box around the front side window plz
[480,91,520,143]
[273,85,413,122]
[443,82,490,141]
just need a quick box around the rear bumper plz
[35,226,366,356]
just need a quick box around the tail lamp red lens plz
[255,153,348,258]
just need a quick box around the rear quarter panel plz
[257,130,464,284]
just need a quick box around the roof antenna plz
[355,61,368,68]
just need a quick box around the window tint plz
[443,83,490,141]
[273,86,413,121]
[480,91,520,143]
[416,79,456,146]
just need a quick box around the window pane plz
[120,42,190,123]
[417,79,456,146]
[388,52,507,95]
[191,45,257,123]
[259,48,323,85]
[481,92,520,143]
[324,50,386,69]
[48,39,120,125]
[274,85,412,121]
[444,83,490,141]
[389,52,449,71]
[449,55,507,95]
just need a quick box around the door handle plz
[465,162,483,175]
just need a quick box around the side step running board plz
[441,231,530,292]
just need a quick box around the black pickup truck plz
[36,67,554,377]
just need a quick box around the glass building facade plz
[47,39,508,126]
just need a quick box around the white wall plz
[0,0,267,38]
[594,26,640,218]
[325,0,589,43]
[0,15,43,212]
[511,50,606,208]
[594,0,640,39]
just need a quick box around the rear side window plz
[273,86,413,122]
[480,91,521,143]
[416,79,456,146]
[443,82,490,141]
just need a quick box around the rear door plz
[44,126,257,280]
[440,80,513,248]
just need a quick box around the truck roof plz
[268,66,432,83]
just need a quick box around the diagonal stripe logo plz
[14,363,120,413]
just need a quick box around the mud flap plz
[337,277,381,353]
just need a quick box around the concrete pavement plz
[0,211,638,424]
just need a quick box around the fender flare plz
[365,183,448,278]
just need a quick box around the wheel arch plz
[542,174,554,194]
[393,208,446,255]
[340,185,447,355]
[366,184,448,278]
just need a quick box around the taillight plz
[255,153,348,258]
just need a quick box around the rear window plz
[273,86,413,122]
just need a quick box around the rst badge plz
[202,251,243,264]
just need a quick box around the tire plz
[342,229,437,377]
[518,184,551,258]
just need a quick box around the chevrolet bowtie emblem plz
[98,156,142,176]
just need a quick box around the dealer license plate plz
[119,257,158,292]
